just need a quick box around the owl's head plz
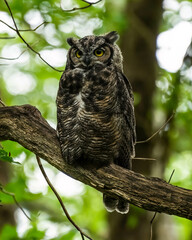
[66,31,123,71]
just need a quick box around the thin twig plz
[168,169,175,184]
[149,212,157,240]
[36,155,92,240]
[133,157,156,161]
[0,20,16,31]
[0,49,27,60]
[0,41,39,61]
[0,99,6,107]
[18,21,49,32]
[149,169,175,240]
[0,185,31,221]
[136,113,175,144]
[0,36,15,39]
[0,19,48,32]
[61,0,102,12]
[3,0,63,72]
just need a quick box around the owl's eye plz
[75,50,83,58]
[94,48,104,57]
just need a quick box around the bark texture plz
[109,0,164,239]
[0,105,192,220]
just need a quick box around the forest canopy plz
[0,0,192,240]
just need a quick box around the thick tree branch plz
[0,105,192,220]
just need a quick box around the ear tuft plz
[104,31,119,44]
[67,37,76,46]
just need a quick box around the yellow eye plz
[75,50,82,58]
[94,49,104,57]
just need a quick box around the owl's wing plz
[116,72,136,167]
[122,73,134,101]
[119,72,136,144]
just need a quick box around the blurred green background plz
[0,0,192,239]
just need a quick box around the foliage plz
[0,149,14,163]
[0,225,19,240]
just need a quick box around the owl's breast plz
[57,66,124,165]
[80,66,118,112]
[72,66,122,162]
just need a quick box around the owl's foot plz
[103,194,129,214]
[103,194,118,212]
[116,198,129,214]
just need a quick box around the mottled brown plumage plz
[56,31,136,214]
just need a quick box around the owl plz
[56,31,136,214]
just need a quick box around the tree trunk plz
[108,0,163,239]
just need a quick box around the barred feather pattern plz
[56,32,136,214]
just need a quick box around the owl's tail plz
[103,193,129,214]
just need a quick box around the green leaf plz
[0,149,13,162]
[0,225,19,240]
[56,230,77,240]
[0,149,20,164]
[23,225,46,239]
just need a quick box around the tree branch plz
[0,105,192,220]
[61,0,102,12]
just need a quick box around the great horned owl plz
[56,31,136,214]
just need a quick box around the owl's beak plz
[83,56,91,66]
